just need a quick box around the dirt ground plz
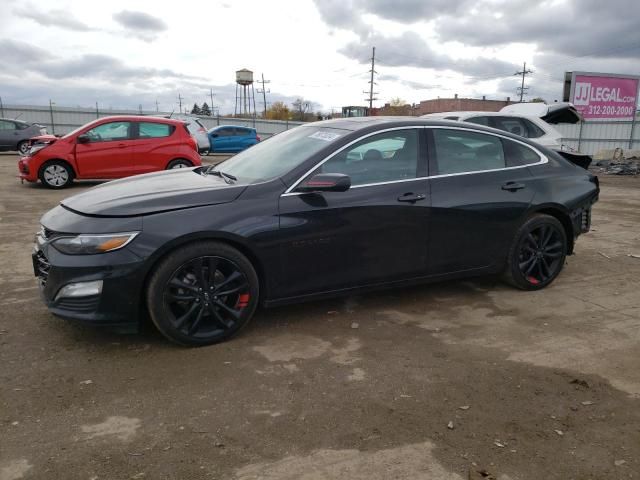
[1,153,639,480]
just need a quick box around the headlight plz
[51,232,139,255]
[28,143,52,156]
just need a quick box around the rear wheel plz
[146,241,259,346]
[39,161,73,189]
[167,159,193,170]
[504,214,567,290]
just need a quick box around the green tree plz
[530,97,547,103]
[201,102,211,116]
[190,103,201,115]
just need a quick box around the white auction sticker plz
[308,131,341,142]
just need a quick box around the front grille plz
[34,251,50,286]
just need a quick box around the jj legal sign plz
[566,72,639,120]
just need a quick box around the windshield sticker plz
[308,131,341,142]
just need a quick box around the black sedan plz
[34,118,599,346]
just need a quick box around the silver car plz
[0,118,47,155]
[168,115,209,154]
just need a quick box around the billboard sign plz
[567,72,639,120]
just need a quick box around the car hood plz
[30,134,59,143]
[61,168,247,217]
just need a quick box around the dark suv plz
[0,118,47,155]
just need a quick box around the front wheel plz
[146,241,259,346]
[503,214,567,290]
[39,161,73,189]
[166,159,193,169]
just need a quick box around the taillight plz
[198,127,206,133]
[256,135,261,142]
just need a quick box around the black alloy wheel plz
[147,242,258,346]
[504,214,567,290]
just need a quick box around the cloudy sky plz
[0,0,638,114]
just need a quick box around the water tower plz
[234,69,257,117]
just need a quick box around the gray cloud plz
[113,10,167,32]
[13,6,93,31]
[340,31,519,79]
[0,39,313,114]
[435,0,640,60]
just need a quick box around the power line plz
[257,73,271,118]
[514,62,533,102]
[363,46,378,112]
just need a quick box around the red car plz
[18,116,202,188]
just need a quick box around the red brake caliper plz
[236,293,250,308]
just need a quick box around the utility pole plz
[363,46,378,115]
[257,73,271,118]
[95,101,99,119]
[514,62,533,103]
[209,88,216,117]
[177,92,183,113]
[155,99,159,112]
[49,99,55,135]
[1,96,5,117]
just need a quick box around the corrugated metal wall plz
[0,104,304,138]
[2,104,638,156]
[553,120,639,155]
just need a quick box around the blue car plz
[208,125,260,153]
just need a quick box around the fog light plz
[55,280,103,300]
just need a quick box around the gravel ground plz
[1,153,639,480]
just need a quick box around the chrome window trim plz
[281,125,547,196]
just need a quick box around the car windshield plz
[212,126,347,183]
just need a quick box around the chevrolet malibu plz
[19,115,201,188]
[34,118,599,346]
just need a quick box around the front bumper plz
[18,157,36,182]
[33,230,146,328]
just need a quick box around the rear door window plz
[492,116,529,137]
[138,122,174,138]
[502,138,542,167]
[432,129,505,175]
[0,120,16,131]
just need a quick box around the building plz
[416,95,513,116]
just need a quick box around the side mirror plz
[297,173,351,193]
[77,134,90,144]
[210,133,219,138]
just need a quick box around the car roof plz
[421,111,541,121]
[88,115,187,126]
[298,117,548,149]
[210,125,254,130]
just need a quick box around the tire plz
[166,159,193,170]
[503,214,567,290]
[17,141,30,156]
[146,241,259,347]
[39,161,73,189]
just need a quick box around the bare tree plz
[292,98,311,121]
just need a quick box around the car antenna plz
[168,109,175,119]
[12,113,23,120]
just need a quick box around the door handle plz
[117,143,127,148]
[397,193,426,203]
[502,182,526,192]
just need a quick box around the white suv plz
[421,111,563,149]
[422,103,591,168]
